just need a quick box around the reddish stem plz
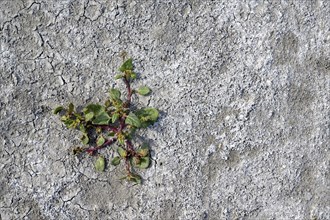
[125,159,131,174]
[97,125,118,132]
[125,139,139,158]
[126,140,134,151]
[118,76,133,133]
[123,78,132,107]
[85,138,117,155]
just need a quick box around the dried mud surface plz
[0,0,329,219]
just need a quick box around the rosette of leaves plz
[54,58,159,184]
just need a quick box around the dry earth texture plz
[0,0,329,219]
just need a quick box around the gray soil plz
[0,0,329,219]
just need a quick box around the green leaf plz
[135,108,159,127]
[119,58,133,72]
[130,72,137,80]
[105,100,111,107]
[137,144,149,157]
[81,133,89,145]
[127,173,142,184]
[117,147,127,158]
[109,88,121,100]
[108,131,115,137]
[64,119,75,128]
[117,138,125,145]
[112,113,119,123]
[68,103,74,114]
[126,127,136,140]
[97,135,105,146]
[115,74,123,80]
[60,115,68,122]
[125,112,141,128]
[134,156,150,169]
[79,124,86,133]
[53,106,64,114]
[111,156,121,166]
[136,86,151,96]
[92,112,111,125]
[74,113,84,120]
[83,104,105,116]
[95,156,105,172]
[85,112,94,121]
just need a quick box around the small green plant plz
[54,58,159,184]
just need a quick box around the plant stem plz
[118,76,132,132]
[119,117,125,131]
[125,158,131,174]
[126,140,135,152]
[97,125,118,132]
[85,138,117,155]
[123,77,132,107]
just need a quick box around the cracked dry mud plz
[0,0,329,219]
